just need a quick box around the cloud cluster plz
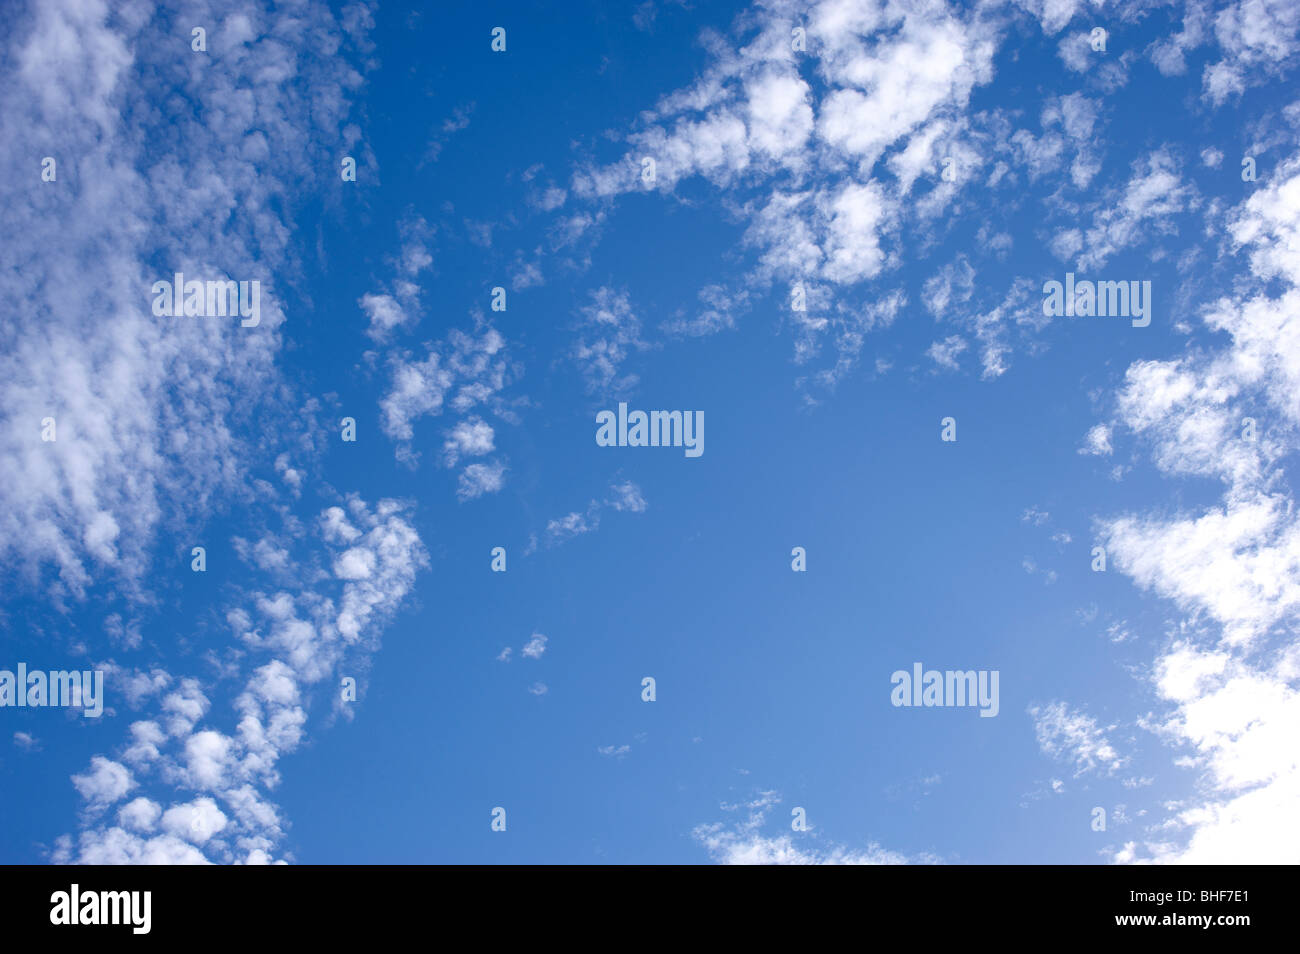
[537,481,649,548]
[564,0,1003,392]
[693,790,917,864]
[379,325,515,497]
[1028,702,1128,778]
[55,497,427,864]
[0,0,366,600]
[1098,151,1300,863]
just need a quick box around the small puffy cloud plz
[607,481,647,513]
[511,261,544,290]
[536,186,566,210]
[546,510,598,543]
[1056,30,1093,73]
[1079,423,1114,456]
[116,669,171,708]
[457,460,506,501]
[360,293,413,341]
[926,335,967,371]
[521,633,548,659]
[184,730,234,791]
[244,660,300,708]
[117,797,162,833]
[123,720,167,766]
[321,507,362,544]
[233,535,291,572]
[274,454,303,492]
[72,757,135,810]
[161,797,228,845]
[161,679,210,738]
[333,546,376,580]
[104,614,143,650]
[443,417,495,466]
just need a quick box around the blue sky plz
[2,0,1299,864]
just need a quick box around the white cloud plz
[521,633,548,659]
[922,257,975,317]
[320,507,362,545]
[542,481,650,547]
[117,797,161,833]
[333,547,376,581]
[926,335,968,371]
[60,498,427,863]
[566,1,1001,395]
[443,417,495,467]
[1022,507,1050,526]
[1028,702,1128,777]
[572,287,647,395]
[607,481,647,513]
[380,325,512,498]
[1201,0,1300,106]
[381,326,509,449]
[1056,30,1094,72]
[53,829,213,866]
[161,797,228,845]
[1079,423,1113,456]
[184,731,234,791]
[1147,2,1209,76]
[233,535,292,573]
[819,181,895,284]
[457,460,507,501]
[1075,150,1198,270]
[694,790,917,864]
[546,509,598,544]
[123,720,166,767]
[663,284,751,337]
[0,0,362,601]
[1098,153,1300,862]
[72,756,135,810]
[360,293,412,341]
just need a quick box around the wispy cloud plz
[1028,702,1128,778]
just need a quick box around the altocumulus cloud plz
[55,497,427,864]
[0,0,368,600]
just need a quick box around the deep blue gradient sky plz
[2,0,1299,864]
